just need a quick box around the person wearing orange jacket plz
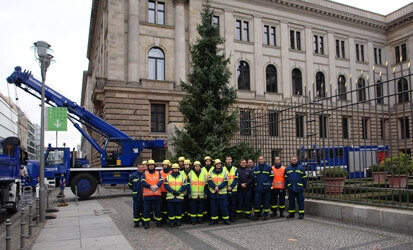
[142,160,164,229]
[160,160,172,224]
[270,157,286,217]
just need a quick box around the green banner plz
[47,107,67,131]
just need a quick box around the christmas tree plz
[171,2,259,163]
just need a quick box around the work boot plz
[287,213,295,219]
[298,213,304,219]
[223,220,231,225]
[245,215,252,220]
[279,211,284,218]
[263,215,269,220]
[209,220,218,225]
[229,216,235,222]
[169,222,174,228]
[134,222,139,228]
[270,211,278,217]
[253,214,259,221]
[156,223,162,228]
[177,222,182,227]
[144,224,149,229]
[198,220,204,224]
[191,221,196,225]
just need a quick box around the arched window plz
[237,61,250,90]
[148,47,165,80]
[398,78,409,103]
[266,65,277,93]
[338,75,346,100]
[357,77,366,102]
[292,68,302,95]
[316,72,326,98]
[376,80,384,104]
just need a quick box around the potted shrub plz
[321,166,348,195]
[383,153,413,189]
[368,164,387,183]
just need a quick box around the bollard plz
[28,202,33,237]
[20,208,25,250]
[5,219,11,250]
[36,197,39,225]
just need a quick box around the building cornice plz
[87,0,100,60]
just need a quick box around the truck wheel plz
[70,173,97,199]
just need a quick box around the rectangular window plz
[314,35,324,55]
[148,1,156,23]
[319,115,328,138]
[342,117,349,139]
[271,150,281,166]
[240,111,251,136]
[380,119,386,139]
[356,44,360,61]
[296,31,301,50]
[148,1,164,25]
[151,104,166,133]
[394,44,407,63]
[152,147,166,163]
[264,25,269,45]
[270,27,276,46]
[213,16,219,30]
[400,117,410,139]
[336,39,345,58]
[236,20,242,41]
[157,2,165,25]
[336,39,340,57]
[341,40,345,58]
[361,44,364,62]
[401,43,407,62]
[290,30,301,50]
[295,113,304,138]
[362,117,369,140]
[243,21,249,42]
[374,48,378,65]
[356,44,365,62]
[290,30,295,50]
[269,112,280,137]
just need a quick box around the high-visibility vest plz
[166,173,186,200]
[143,170,162,197]
[201,166,212,179]
[188,170,207,199]
[160,169,171,193]
[272,165,286,189]
[208,169,228,195]
[226,166,238,192]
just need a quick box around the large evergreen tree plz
[171,2,259,162]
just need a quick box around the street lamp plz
[33,40,54,222]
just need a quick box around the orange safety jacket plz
[160,169,171,193]
[272,165,286,189]
[143,170,162,196]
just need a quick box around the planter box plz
[386,174,408,189]
[324,177,345,195]
[372,172,387,183]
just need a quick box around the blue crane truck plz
[7,66,166,199]
[0,137,39,213]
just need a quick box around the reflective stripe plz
[128,183,133,186]
[142,218,151,221]
[245,211,252,214]
[166,174,186,200]
[263,209,270,212]
[203,211,208,214]
[271,205,278,208]
[286,170,293,173]
[197,214,203,217]
[132,192,137,194]
[254,209,260,212]
[303,175,308,178]
[176,216,182,219]
[299,210,304,213]
[162,211,168,214]
[296,170,303,174]
[189,171,207,198]
[236,210,242,213]
[288,210,295,213]
[191,214,196,217]
[208,169,228,195]
[169,216,176,220]
[287,183,291,186]
[254,171,261,174]
[211,216,218,220]
[222,216,229,219]
[262,171,269,174]
[155,217,162,221]
[133,218,139,221]
[297,183,303,186]
[279,206,285,208]
[132,179,139,182]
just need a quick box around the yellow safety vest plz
[188,170,207,199]
[166,173,186,200]
[226,166,238,192]
[208,168,228,195]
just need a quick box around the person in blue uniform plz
[236,159,253,219]
[208,159,230,225]
[225,156,239,222]
[285,156,308,219]
[253,155,274,220]
[128,164,145,227]
[164,163,187,227]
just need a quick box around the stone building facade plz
[81,0,413,166]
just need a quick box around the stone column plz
[280,21,291,98]
[174,0,186,85]
[327,31,336,97]
[254,17,264,97]
[127,0,139,84]
[305,27,314,97]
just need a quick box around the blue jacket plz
[253,162,274,192]
[208,167,228,200]
[128,170,145,201]
[285,163,308,193]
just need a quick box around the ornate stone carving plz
[173,0,187,6]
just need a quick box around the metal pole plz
[28,202,33,237]
[36,197,39,225]
[39,57,46,222]
[75,185,78,206]
[20,208,25,250]
[5,219,11,250]
[56,131,58,147]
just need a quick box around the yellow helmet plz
[194,161,201,166]
[171,163,180,169]
[214,159,222,165]
[162,160,171,166]
[178,156,185,162]
[204,156,212,161]
[184,159,191,165]
[147,159,156,165]
[142,160,147,165]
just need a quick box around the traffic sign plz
[47,107,67,131]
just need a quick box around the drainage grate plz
[94,208,119,216]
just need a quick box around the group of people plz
[128,155,308,229]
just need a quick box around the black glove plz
[173,191,179,196]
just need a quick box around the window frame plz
[240,110,252,136]
[269,111,280,137]
[150,103,166,133]
[295,113,305,138]
[342,117,349,139]
[148,47,165,80]
[148,1,165,25]
[338,75,347,101]
[266,64,277,93]
[316,72,326,98]
[357,77,367,102]
[292,68,302,96]
[237,60,250,90]
[397,78,410,103]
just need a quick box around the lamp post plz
[33,41,54,222]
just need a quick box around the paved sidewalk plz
[32,190,132,250]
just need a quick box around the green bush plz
[383,153,413,176]
[368,164,386,173]
[321,166,348,178]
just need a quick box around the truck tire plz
[70,173,97,199]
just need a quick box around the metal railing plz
[231,62,413,209]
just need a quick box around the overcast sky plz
[0,0,411,152]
